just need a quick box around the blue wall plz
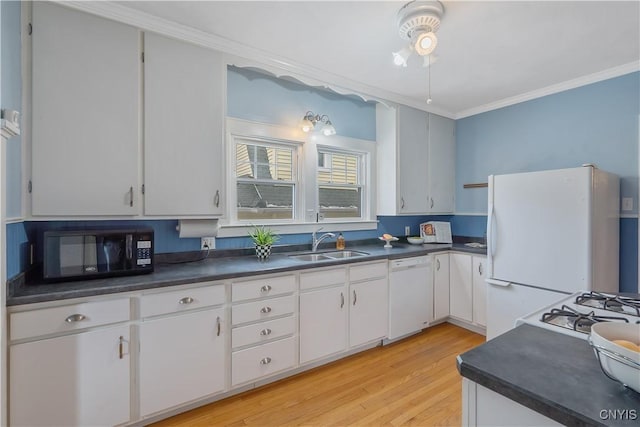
[227,66,376,141]
[455,72,640,292]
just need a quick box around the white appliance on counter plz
[485,165,619,340]
[387,256,432,340]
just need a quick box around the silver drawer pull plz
[260,357,272,365]
[65,313,86,323]
[260,306,272,314]
[260,285,272,293]
[260,328,272,336]
[179,297,194,305]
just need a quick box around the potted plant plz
[248,225,279,260]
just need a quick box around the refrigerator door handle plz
[486,278,511,287]
[488,203,497,258]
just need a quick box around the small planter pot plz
[255,244,272,260]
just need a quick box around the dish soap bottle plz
[336,233,346,250]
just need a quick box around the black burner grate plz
[540,304,629,334]
[575,291,640,317]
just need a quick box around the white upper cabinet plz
[396,105,430,214]
[31,2,140,216]
[143,33,225,216]
[376,104,455,215]
[427,114,455,213]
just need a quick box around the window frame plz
[221,118,377,237]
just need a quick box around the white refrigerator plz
[485,165,619,340]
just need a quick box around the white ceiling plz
[112,0,640,118]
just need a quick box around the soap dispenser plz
[336,233,345,250]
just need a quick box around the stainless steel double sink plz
[288,250,368,262]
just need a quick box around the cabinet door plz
[299,286,348,364]
[427,114,455,213]
[397,105,429,213]
[450,253,473,322]
[10,325,130,426]
[139,307,225,417]
[433,254,450,321]
[31,3,140,215]
[144,33,224,216]
[472,256,487,327]
[350,278,388,347]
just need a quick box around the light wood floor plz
[152,323,485,427]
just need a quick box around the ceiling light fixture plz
[300,111,336,136]
[393,1,444,66]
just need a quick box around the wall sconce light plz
[300,111,336,136]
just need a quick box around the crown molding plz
[455,61,640,119]
[56,1,456,119]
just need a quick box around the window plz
[317,149,363,219]
[235,139,296,221]
[226,118,376,232]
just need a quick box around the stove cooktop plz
[517,291,640,339]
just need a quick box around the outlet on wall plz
[622,197,633,211]
[201,237,215,250]
[404,226,411,235]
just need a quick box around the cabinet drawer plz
[140,283,225,318]
[232,316,296,349]
[232,275,295,302]
[232,295,295,325]
[300,267,346,290]
[232,336,296,386]
[10,298,130,341]
[350,261,387,282]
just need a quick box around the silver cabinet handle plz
[65,313,86,323]
[400,197,405,209]
[260,306,272,314]
[353,290,357,306]
[118,336,129,359]
[260,285,272,293]
[260,328,272,336]
[214,190,220,207]
[478,263,483,275]
[340,292,344,308]
[179,297,194,305]
[260,357,272,365]
[129,186,134,207]
[430,197,434,209]
[436,258,441,271]
[216,316,221,336]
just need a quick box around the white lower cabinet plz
[450,253,487,328]
[231,273,298,386]
[10,325,131,426]
[348,261,388,347]
[472,256,487,327]
[300,285,348,363]
[463,379,561,426]
[139,307,226,417]
[349,277,388,347]
[433,253,450,321]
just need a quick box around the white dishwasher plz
[387,256,433,340]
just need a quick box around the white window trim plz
[221,117,378,238]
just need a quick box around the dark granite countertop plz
[7,241,486,306]
[457,324,640,426]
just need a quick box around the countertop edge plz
[7,243,486,306]
[457,358,606,427]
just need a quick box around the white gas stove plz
[516,291,640,339]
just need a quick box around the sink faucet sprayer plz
[312,228,336,252]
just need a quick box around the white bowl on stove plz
[589,322,640,393]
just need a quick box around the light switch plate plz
[405,226,411,235]
[622,197,633,211]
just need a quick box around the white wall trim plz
[217,221,379,239]
[456,61,640,119]
[620,213,639,219]
[453,212,488,217]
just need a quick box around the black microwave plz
[43,228,154,282]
